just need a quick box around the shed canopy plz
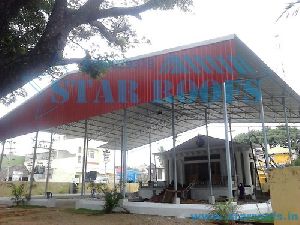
[0,34,300,150]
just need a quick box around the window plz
[78,156,81,163]
[89,151,95,159]
[78,147,81,153]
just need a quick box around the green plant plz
[103,186,123,214]
[291,157,300,166]
[87,182,109,196]
[210,199,239,225]
[8,183,28,206]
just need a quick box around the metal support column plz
[45,132,54,195]
[283,97,292,159]
[122,109,128,198]
[171,99,177,193]
[258,81,270,169]
[205,109,214,198]
[222,82,233,199]
[229,118,237,197]
[120,132,123,192]
[113,148,116,187]
[81,120,88,197]
[0,141,5,171]
[84,138,89,195]
[149,132,152,182]
[28,131,39,200]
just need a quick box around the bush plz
[291,157,300,166]
[87,182,122,213]
[8,183,28,206]
[210,199,239,224]
[103,186,123,214]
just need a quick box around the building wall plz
[24,148,105,183]
[270,167,300,225]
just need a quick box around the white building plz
[24,137,109,183]
[139,135,255,201]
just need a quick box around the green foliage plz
[2,0,54,59]
[87,182,122,213]
[78,57,113,79]
[87,182,109,194]
[210,199,239,224]
[291,157,300,166]
[0,0,193,104]
[7,183,28,206]
[234,126,300,150]
[103,186,123,214]
[277,1,300,21]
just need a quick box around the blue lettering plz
[51,81,70,103]
[160,55,188,75]
[183,55,200,74]
[206,56,223,74]
[118,80,127,103]
[242,80,260,103]
[77,80,87,103]
[129,80,138,103]
[153,80,173,103]
[216,56,233,73]
[194,56,212,74]
[94,80,114,103]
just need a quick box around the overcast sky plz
[1,0,300,167]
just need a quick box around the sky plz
[1,0,300,167]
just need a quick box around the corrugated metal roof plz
[0,35,299,150]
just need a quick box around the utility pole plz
[6,140,16,181]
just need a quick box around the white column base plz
[119,198,128,207]
[173,197,180,204]
[208,195,215,204]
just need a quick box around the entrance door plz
[184,163,208,184]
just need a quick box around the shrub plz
[87,183,122,213]
[103,186,122,214]
[291,157,300,166]
[8,183,28,206]
[210,199,239,225]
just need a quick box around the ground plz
[0,207,215,225]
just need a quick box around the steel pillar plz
[28,131,39,200]
[84,138,89,195]
[171,99,177,192]
[149,132,152,182]
[81,120,88,197]
[205,109,214,198]
[45,132,54,194]
[222,82,233,199]
[113,148,116,187]
[0,141,5,172]
[229,118,237,197]
[283,97,292,159]
[122,109,128,198]
[258,82,270,169]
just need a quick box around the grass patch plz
[66,208,104,216]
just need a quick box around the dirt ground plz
[0,207,215,225]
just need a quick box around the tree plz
[277,1,300,21]
[234,126,300,150]
[0,0,192,104]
